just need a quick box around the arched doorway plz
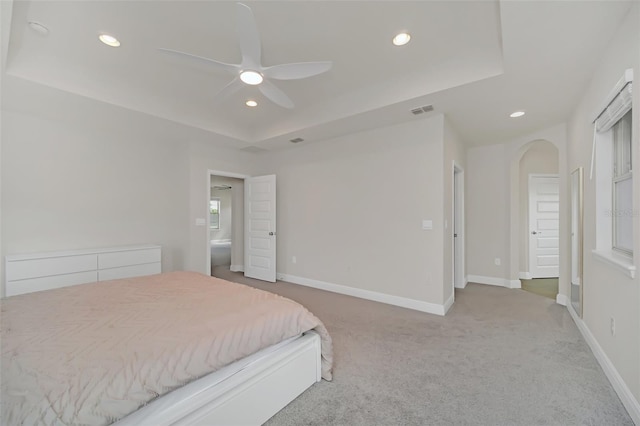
[508,137,565,301]
[517,141,559,298]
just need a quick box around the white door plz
[528,175,559,278]
[244,175,276,282]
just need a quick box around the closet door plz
[244,175,277,282]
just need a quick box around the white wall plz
[518,141,559,274]
[260,116,449,307]
[1,76,258,294]
[466,143,510,280]
[566,3,640,409]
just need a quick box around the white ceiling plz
[2,1,633,150]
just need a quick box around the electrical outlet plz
[494,258,501,266]
[610,317,616,336]
[292,256,297,264]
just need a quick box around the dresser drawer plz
[6,254,97,281]
[98,247,161,269]
[98,263,161,282]
[6,271,98,297]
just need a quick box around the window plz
[592,69,635,278]
[210,199,220,229]
[612,110,632,255]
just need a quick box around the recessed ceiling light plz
[240,70,263,85]
[392,32,411,46]
[510,111,525,118]
[245,100,258,107]
[99,34,120,47]
[28,21,49,36]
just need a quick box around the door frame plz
[527,173,560,278]
[206,169,250,276]
[453,163,466,289]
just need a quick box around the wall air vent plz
[411,105,434,115]
[290,137,304,143]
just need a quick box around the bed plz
[2,246,332,425]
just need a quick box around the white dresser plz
[5,245,162,297]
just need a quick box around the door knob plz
[531,231,539,235]
[269,232,275,236]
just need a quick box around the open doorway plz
[518,141,559,299]
[208,172,245,277]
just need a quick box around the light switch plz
[422,220,433,230]
[195,218,206,226]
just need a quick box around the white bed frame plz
[4,245,322,425]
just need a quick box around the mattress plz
[1,271,332,425]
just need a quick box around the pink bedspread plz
[1,271,332,425]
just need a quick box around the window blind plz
[595,82,633,132]
[589,69,633,179]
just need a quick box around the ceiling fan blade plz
[158,48,239,75]
[259,80,294,109]
[213,78,244,104]
[263,62,332,80]
[236,3,262,68]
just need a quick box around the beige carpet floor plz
[521,278,559,300]
[212,266,632,426]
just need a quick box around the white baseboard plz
[567,304,640,424]
[508,279,521,289]
[519,271,533,279]
[277,273,447,316]
[230,264,244,272]
[211,239,232,244]
[467,275,521,289]
[443,292,455,314]
[556,293,568,306]
[454,278,468,289]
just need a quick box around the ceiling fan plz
[159,2,332,109]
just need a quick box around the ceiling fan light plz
[392,32,411,46]
[99,34,120,47]
[245,100,258,107]
[240,70,263,85]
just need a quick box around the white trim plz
[566,304,640,425]
[519,271,533,279]
[555,293,568,306]
[592,249,636,278]
[229,264,244,273]
[454,281,467,289]
[211,239,232,245]
[508,279,521,289]
[277,273,447,316]
[452,163,466,293]
[467,274,521,289]
[443,292,455,314]
[455,276,468,289]
[467,274,505,287]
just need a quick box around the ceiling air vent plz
[411,105,434,115]
[290,137,304,143]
